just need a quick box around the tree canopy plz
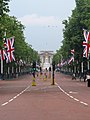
[0,0,40,66]
[53,0,90,65]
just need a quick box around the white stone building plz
[39,51,54,70]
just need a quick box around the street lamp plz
[52,61,55,85]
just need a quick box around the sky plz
[9,0,76,53]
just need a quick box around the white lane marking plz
[9,99,13,102]
[80,102,88,106]
[69,91,78,94]
[69,96,74,99]
[13,96,17,99]
[74,98,79,101]
[1,85,31,107]
[55,82,88,106]
[2,102,8,106]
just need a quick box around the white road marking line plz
[2,102,8,106]
[66,93,70,96]
[55,82,88,106]
[9,99,13,102]
[80,101,88,106]
[69,96,74,99]
[16,94,19,97]
[69,91,78,94]
[74,98,79,101]
[13,96,17,99]
[1,85,31,107]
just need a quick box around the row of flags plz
[0,29,90,65]
[0,37,15,63]
[60,29,90,67]
[60,49,74,67]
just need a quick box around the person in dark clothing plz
[86,70,90,87]
[83,73,87,82]
[72,73,76,80]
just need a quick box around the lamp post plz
[87,52,90,70]
[32,61,36,86]
[1,53,3,79]
[52,61,55,85]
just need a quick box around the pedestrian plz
[43,68,48,80]
[79,72,83,81]
[83,73,86,82]
[86,70,90,87]
[40,67,43,79]
[72,73,76,80]
[48,67,51,79]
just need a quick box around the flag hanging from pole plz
[68,56,74,64]
[0,36,15,62]
[6,37,15,62]
[67,49,75,64]
[0,49,9,63]
[71,49,75,55]
[83,29,90,58]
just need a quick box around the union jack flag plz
[68,56,74,64]
[0,36,15,62]
[83,29,90,58]
[0,49,9,63]
[71,49,75,55]
[6,37,15,62]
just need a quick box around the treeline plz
[53,0,90,74]
[0,0,40,79]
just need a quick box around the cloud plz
[18,14,61,26]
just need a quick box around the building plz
[39,51,54,70]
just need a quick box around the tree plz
[54,0,90,72]
[0,0,10,15]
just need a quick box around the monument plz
[39,51,54,70]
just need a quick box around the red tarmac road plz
[0,72,90,120]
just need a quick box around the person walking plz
[72,73,76,80]
[86,70,90,87]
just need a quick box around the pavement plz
[0,72,90,120]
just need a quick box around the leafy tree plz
[0,0,10,15]
[0,0,10,47]
[54,0,90,72]
[0,1,40,76]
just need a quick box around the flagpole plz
[88,58,89,70]
[81,62,83,73]
[1,56,3,79]
[74,66,76,73]
[87,51,90,70]
[1,31,6,79]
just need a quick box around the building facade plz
[39,51,54,70]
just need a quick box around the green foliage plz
[0,0,40,66]
[53,49,62,64]
[54,0,90,64]
[0,0,10,15]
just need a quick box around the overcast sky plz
[9,0,76,52]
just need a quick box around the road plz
[0,72,90,120]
